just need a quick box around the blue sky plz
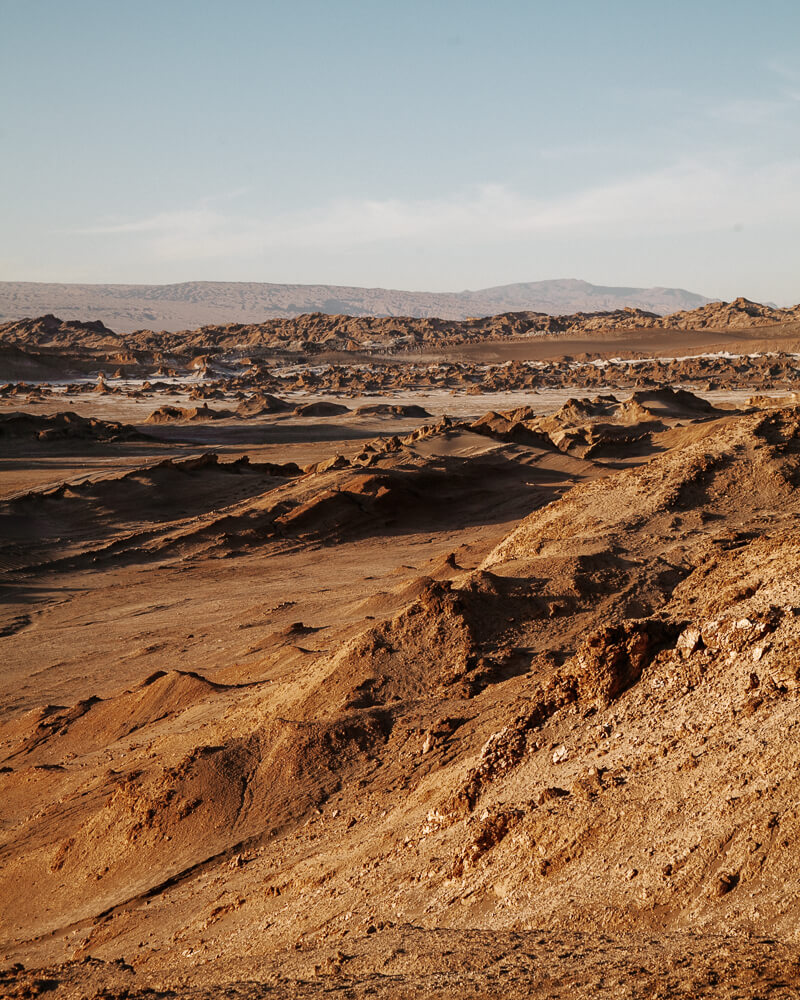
[1,0,799,302]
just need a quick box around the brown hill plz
[144,403,233,424]
[657,296,800,330]
[0,410,150,445]
[0,312,121,349]
[235,392,293,416]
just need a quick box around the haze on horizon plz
[1,0,799,306]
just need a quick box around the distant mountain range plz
[0,279,714,333]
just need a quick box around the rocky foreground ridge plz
[3,391,800,995]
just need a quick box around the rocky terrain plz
[2,306,800,997]
[0,279,713,332]
[2,296,799,357]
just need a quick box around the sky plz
[1,0,799,303]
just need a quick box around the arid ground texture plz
[3,297,800,997]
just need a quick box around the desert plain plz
[3,298,800,997]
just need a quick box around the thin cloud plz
[705,97,797,124]
[78,160,800,262]
[766,59,800,104]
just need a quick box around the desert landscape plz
[0,279,713,332]
[2,296,800,997]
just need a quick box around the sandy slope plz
[2,378,800,997]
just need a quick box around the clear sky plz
[1,0,799,302]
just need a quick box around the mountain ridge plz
[0,278,714,333]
